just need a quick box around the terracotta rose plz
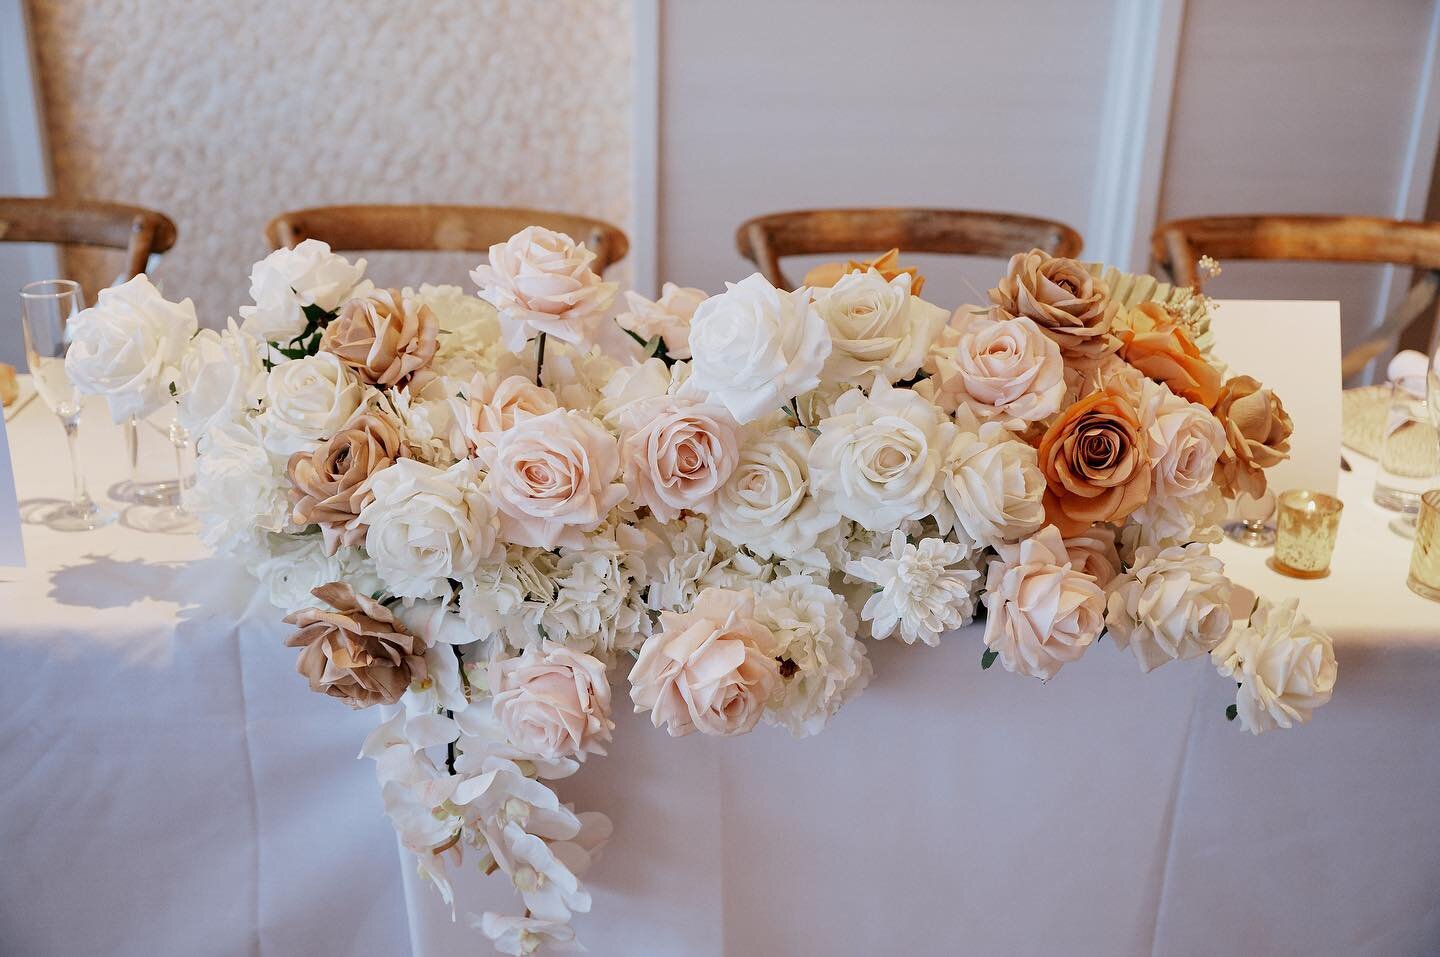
[1037,388,1152,535]
[802,248,926,295]
[989,249,1116,361]
[288,409,408,554]
[283,582,426,709]
[1212,375,1293,498]
[1116,302,1222,408]
[321,288,439,388]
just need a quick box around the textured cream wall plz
[27,0,634,321]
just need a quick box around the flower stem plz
[534,332,548,386]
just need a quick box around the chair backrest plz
[0,197,177,280]
[264,204,630,274]
[735,207,1084,290]
[1152,214,1440,375]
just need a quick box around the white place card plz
[0,408,24,566]
[1207,299,1342,496]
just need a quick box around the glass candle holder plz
[1272,489,1344,579]
[1408,489,1440,601]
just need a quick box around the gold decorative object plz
[1408,489,1440,601]
[1272,489,1344,579]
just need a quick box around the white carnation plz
[812,268,947,384]
[756,575,871,737]
[1212,598,1337,734]
[1119,485,1227,559]
[1105,543,1233,672]
[845,530,981,646]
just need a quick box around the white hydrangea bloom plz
[845,530,981,646]
[1105,543,1233,672]
[185,415,291,555]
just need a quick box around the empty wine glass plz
[19,280,116,531]
[1224,488,1277,547]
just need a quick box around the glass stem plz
[62,415,94,512]
[168,415,190,509]
[125,416,141,487]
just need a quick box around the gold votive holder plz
[1272,489,1344,579]
[1408,489,1440,602]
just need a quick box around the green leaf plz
[1225,704,1238,721]
[981,649,998,670]
[301,302,334,325]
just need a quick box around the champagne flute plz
[19,280,116,531]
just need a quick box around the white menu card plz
[0,409,23,566]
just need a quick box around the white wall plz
[653,0,1440,356]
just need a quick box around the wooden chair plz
[735,207,1084,290]
[0,197,177,280]
[1152,214,1440,376]
[264,204,629,273]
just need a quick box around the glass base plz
[40,500,117,532]
[109,478,183,507]
[1409,573,1440,602]
[1224,519,1276,548]
[125,504,200,535]
[1374,484,1422,514]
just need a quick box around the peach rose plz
[1037,388,1152,535]
[620,397,740,521]
[802,248,925,295]
[284,582,426,709]
[453,372,559,455]
[937,309,1066,425]
[616,282,706,360]
[982,525,1105,680]
[1063,524,1122,588]
[628,587,781,737]
[1212,375,1293,498]
[481,408,628,548]
[1116,302,1222,408]
[989,249,1116,361]
[321,288,438,388]
[287,409,408,554]
[490,641,614,761]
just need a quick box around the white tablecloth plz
[4,394,1439,957]
[0,396,407,957]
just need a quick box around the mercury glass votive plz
[1408,489,1440,601]
[1272,490,1344,579]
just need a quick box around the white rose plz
[616,282,707,360]
[1212,598,1337,734]
[810,377,957,531]
[710,426,837,561]
[812,269,947,384]
[756,575,871,737]
[177,319,266,440]
[942,421,1047,547]
[239,239,368,346]
[688,273,831,424]
[929,309,1066,426]
[359,458,500,599]
[257,351,365,456]
[64,274,198,422]
[983,525,1105,679]
[1105,543,1233,672]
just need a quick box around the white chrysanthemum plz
[756,575,871,737]
[1105,543,1233,672]
[941,420,1046,547]
[1212,598,1338,734]
[710,426,839,562]
[185,415,291,555]
[845,530,981,646]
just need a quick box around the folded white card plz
[1207,300,1342,496]
[0,408,24,566]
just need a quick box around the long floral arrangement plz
[64,229,1338,955]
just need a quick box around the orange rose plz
[1037,389,1152,535]
[802,248,925,295]
[1116,302,1222,407]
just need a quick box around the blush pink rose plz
[481,408,628,548]
[982,525,1106,679]
[939,309,1066,425]
[615,282,706,360]
[453,372,560,455]
[490,641,614,761]
[620,398,740,521]
[470,226,619,352]
[628,588,781,737]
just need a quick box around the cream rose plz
[616,282,706,360]
[942,422,1047,547]
[65,274,199,422]
[687,273,832,424]
[481,409,627,548]
[490,641,614,761]
[620,397,739,521]
[810,378,957,531]
[983,525,1105,679]
[1063,525,1122,588]
[710,426,838,561]
[257,351,366,456]
[177,319,266,439]
[935,309,1066,426]
[628,587,781,737]
[1140,387,1227,500]
[1105,543,1233,672]
[470,226,619,352]
[358,458,499,599]
[1212,597,1337,734]
[812,268,947,384]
